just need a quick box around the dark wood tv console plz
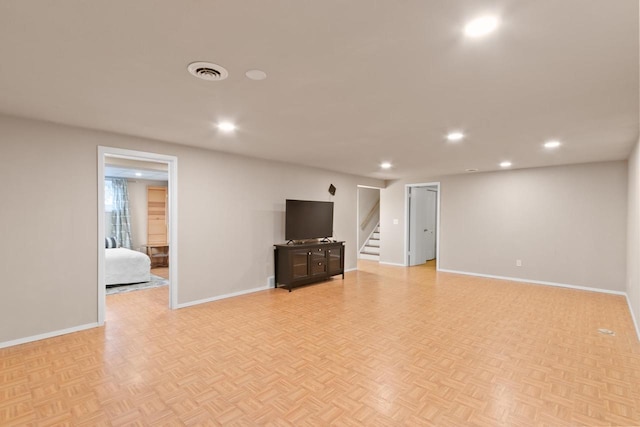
[274,241,345,291]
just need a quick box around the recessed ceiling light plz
[217,121,237,132]
[464,15,499,38]
[380,162,392,169]
[245,69,267,81]
[544,140,561,149]
[135,172,142,177]
[447,132,465,142]
[500,161,512,168]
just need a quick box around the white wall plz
[1,118,97,343]
[0,114,382,344]
[627,21,640,338]
[381,161,628,292]
[628,139,640,337]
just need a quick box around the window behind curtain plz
[105,179,115,212]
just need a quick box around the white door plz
[424,189,437,261]
[409,187,437,266]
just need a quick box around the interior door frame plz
[97,146,179,325]
[405,182,441,269]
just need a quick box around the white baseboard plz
[176,285,272,309]
[438,268,627,296]
[0,322,100,350]
[345,267,357,273]
[625,294,640,341]
[379,261,407,267]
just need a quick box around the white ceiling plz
[0,1,637,180]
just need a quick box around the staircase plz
[359,223,380,261]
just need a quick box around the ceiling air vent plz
[187,62,229,81]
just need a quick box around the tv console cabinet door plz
[327,244,343,275]
[290,249,311,280]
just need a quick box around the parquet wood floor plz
[1,261,640,425]
[150,267,169,280]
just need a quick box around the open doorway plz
[406,183,440,268]
[357,186,381,261]
[105,158,169,289]
[97,147,178,326]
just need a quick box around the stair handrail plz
[360,199,380,230]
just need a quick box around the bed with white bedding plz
[105,248,151,285]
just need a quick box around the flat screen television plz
[285,199,334,241]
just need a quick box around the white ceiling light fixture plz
[544,140,562,149]
[500,161,512,168]
[217,121,237,132]
[446,131,465,142]
[380,162,392,169]
[245,69,267,81]
[135,172,142,177]
[187,61,229,81]
[464,15,500,38]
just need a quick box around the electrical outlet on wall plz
[516,259,522,267]
[267,276,275,287]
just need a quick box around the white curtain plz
[110,178,132,249]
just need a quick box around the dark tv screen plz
[285,199,334,241]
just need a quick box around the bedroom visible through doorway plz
[104,160,169,297]
[98,147,178,326]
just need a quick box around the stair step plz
[360,222,381,261]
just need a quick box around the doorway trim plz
[97,146,179,325]
[405,182,441,269]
